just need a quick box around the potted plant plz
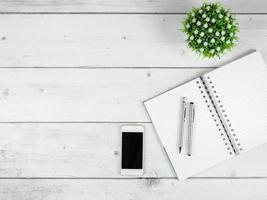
[182,3,239,58]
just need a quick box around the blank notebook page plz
[144,78,231,180]
[204,51,267,153]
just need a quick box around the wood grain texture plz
[0,0,267,13]
[0,3,267,199]
[1,179,267,200]
[1,123,267,178]
[0,68,209,122]
[0,66,267,178]
[0,15,265,68]
[0,123,173,178]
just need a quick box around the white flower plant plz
[182,3,238,58]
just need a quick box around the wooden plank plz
[1,69,267,178]
[2,123,267,178]
[0,0,267,13]
[0,68,208,122]
[0,123,174,178]
[1,179,267,200]
[0,14,266,68]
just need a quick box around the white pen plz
[179,97,187,153]
[188,102,195,156]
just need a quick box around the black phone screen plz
[121,132,143,169]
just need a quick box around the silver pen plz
[179,97,187,153]
[188,102,195,156]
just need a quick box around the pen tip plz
[179,147,181,153]
[188,154,191,156]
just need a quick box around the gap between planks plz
[0,67,216,69]
[0,12,267,15]
[0,121,152,123]
[0,177,267,180]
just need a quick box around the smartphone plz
[121,125,144,176]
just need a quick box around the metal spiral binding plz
[204,76,243,154]
[196,77,236,155]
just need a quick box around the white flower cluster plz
[183,3,238,57]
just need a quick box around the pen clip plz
[183,105,187,119]
[192,104,195,122]
[182,98,187,121]
[190,102,195,123]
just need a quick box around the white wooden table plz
[1,1,267,199]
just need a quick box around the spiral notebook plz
[144,51,267,180]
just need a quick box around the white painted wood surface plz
[0,0,267,13]
[1,0,267,198]
[0,15,265,68]
[0,68,208,122]
[1,179,267,200]
[1,123,267,178]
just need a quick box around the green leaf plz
[181,2,239,58]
